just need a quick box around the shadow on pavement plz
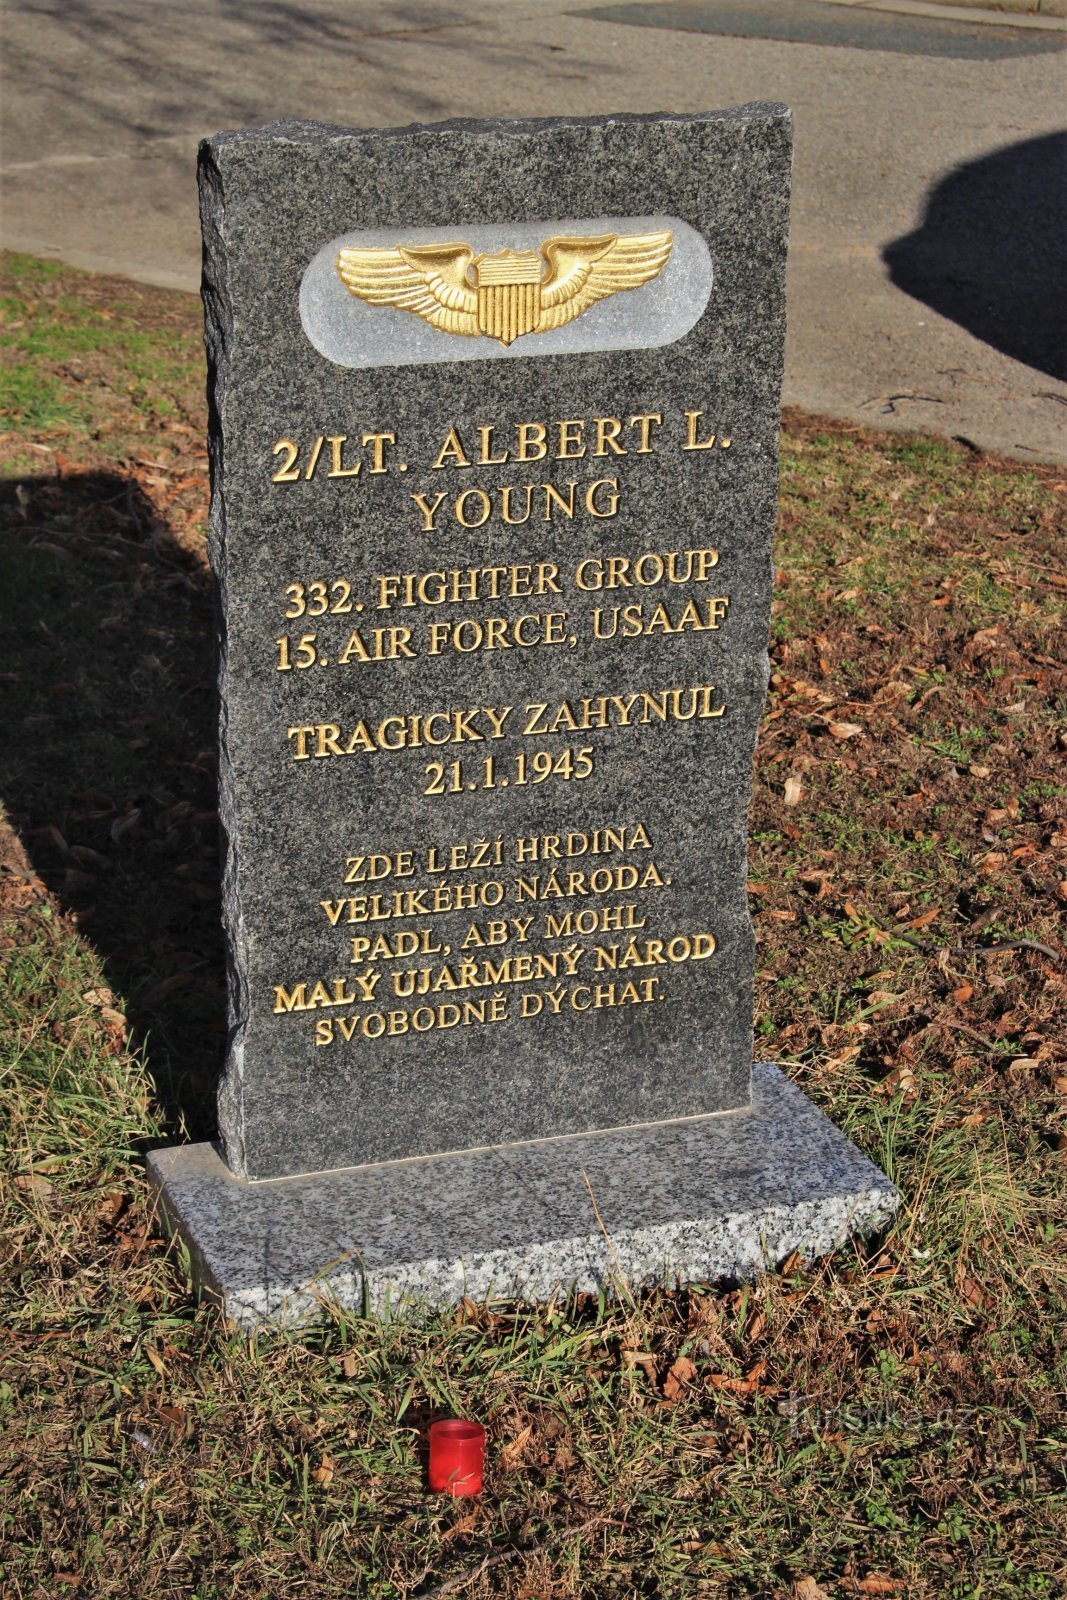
[884,131,1067,383]
[0,468,223,1141]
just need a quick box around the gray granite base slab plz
[147,1063,898,1331]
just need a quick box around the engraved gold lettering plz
[501,485,533,525]
[455,489,492,527]
[593,932,716,970]
[593,417,625,456]
[338,627,416,663]
[557,418,586,458]
[592,596,730,638]
[342,852,415,883]
[362,431,396,473]
[574,548,719,590]
[515,861,665,902]
[585,478,620,518]
[272,438,301,482]
[314,996,510,1044]
[327,435,361,478]
[542,481,575,520]
[375,564,561,608]
[304,436,325,480]
[274,982,307,1013]
[411,491,447,531]
[516,422,547,462]
[629,413,662,452]
[432,427,471,469]
[684,410,716,450]
[288,725,315,760]
[544,903,648,937]
[478,425,509,464]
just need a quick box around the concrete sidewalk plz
[1,0,1064,460]
[826,0,1065,21]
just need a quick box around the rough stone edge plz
[201,103,793,159]
[147,1065,900,1331]
[198,139,250,1180]
[217,1188,898,1331]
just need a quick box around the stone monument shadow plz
[884,131,1067,382]
[0,467,223,1144]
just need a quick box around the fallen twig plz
[418,1547,521,1599]
[977,938,1063,964]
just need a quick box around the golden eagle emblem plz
[336,231,673,347]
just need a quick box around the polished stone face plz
[203,108,792,1181]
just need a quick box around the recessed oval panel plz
[300,214,712,369]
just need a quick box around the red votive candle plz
[428,1419,486,1496]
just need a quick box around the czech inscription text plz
[263,402,741,1051]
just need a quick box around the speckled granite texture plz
[199,107,793,1180]
[147,1063,899,1330]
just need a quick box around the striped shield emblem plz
[473,250,543,346]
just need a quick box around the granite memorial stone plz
[148,108,898,1326]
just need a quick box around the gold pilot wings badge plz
[336,231,674,347]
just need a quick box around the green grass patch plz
[0,249,203,460]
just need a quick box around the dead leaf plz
[312,1453,335,1486]
[621,1348,658,1383]
[964,624,1006,659]
[146,1346,166,1378]
[906,907,940,930]
[140,972,196,1005]
[952,983,974,1003]
[783,774,804,807]
[443,1510,482,1540]
[708,1359,767,1395]
[960,1276,989,1311]
[828,720,864,740]
[15,1173,54,1198]
[96,1190,125,1223]
[879,1063,918,1099]
[338,1350,358,1379]
[662,1354,698,1401]
[81,986,114,1007]
[500,1423,533,1468]
[68,844,110,869]
[855,1575,904,1596]
[793,1580,831,1600]
[746,1310,767,1341]
[110,808,142,842]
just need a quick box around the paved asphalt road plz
[1,0,1064,460]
